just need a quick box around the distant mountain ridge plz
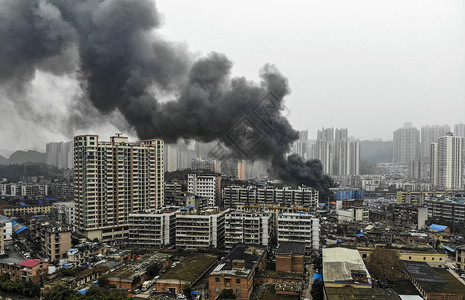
[0,150,46,165]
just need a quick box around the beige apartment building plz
[74,135,164,241]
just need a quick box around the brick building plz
[208,245,267,300]
[275,242,305,273]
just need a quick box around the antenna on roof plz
[115,133,123,137]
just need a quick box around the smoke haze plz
[0,0,333,196]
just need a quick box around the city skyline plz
[1,0,465,151]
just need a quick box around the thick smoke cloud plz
[0,0,333,198]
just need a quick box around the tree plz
[310,279,323,300]
[366,248,403,282]
[98,276,110,288]
[183,284,192,297]
[146,262,161,277]
[43,285,81,300]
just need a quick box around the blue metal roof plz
[442,245,455,252]
[429,224,448,232]
[313,273,323,283]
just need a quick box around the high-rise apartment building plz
[46,141,74,169]
[74,135,164,241]
[420,125,450,161]
[291,130,309,160]
[312,140,332,174]
[393,122,420,164]
[335,139,360,176]
[430,133,464,190]
[455,123,465,138]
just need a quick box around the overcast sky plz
[1,0,465,151]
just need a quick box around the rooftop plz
[159,254,217,284]
[210,245,266,278]
[323,247,371,285]
[276,242,305,255]
[324,287,399,300]
[20,260,45,268]
[107,252,171,280]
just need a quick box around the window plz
[215,277,220,283]
[236,278,241,284]
[215,287,220,293]
[409,256,412,260]
[423,257,426,260]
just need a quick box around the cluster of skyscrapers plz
[309,128,360,175]
[393,122,465,190]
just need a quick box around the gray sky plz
[1,0,465,151]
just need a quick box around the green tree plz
[98,276,110,288]
[366,248,403,282]
[183,284,192,297]
[43,285,81,300]
[310,279,323,300]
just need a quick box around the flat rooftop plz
[276,242,305,255]
[323,247,371,285]
[210,245,266,278]
[159,254,217,284]
[325,287,399,300]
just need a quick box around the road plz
[302,264,314,300]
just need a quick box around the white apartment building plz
[74,135,164,241]
[222,186,318,209]
[187,173,221,207]
[128,210,176,249]
[393,123,420,165]
[175,208,229,250]
[0,183,48,197]
[53,202,76,225]
[46,141,74,169]
[431,133,464,190]
[224,211,273,249]
[277,213,320,254]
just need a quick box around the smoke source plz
[0,0,333,198]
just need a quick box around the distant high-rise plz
[420,125,450,161]
[336,139,360,176]
[455,123,465,137]
[291,130,309,160]
[312,139,332,174]
[431,133,464,190]
[46,141,73,169]
[164,143,178,172]
[317,127,334,142]
[393,122,420,164]
[74,135,164,241]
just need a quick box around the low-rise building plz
[155,254,217,294]
[275,242,305,273]
[30,221,72,262]
[0,259,50,284]
[208,245,267,300]
[2,205,53,217]
[323,247,372,288]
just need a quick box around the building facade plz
[431,133,464,190]
[128,210,176,249]
[187,173,221,207]
[74,135,164,241]
[277,213,320,254]
[224,212,273,249]
[393,123,420,165]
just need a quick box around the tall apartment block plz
[455,123,465,137]
[393,122,420,164]
[46,141,74,169]
[312,127,359,175]
[187,173,221,207]
[175,208,229,250]
[224,211,273,249]
[431,133,464,190]
[277,212,320,254]
[74,135,164,241]
[291,130,309,160]
[420,125,450,161]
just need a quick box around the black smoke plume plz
[0,0,333,198]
